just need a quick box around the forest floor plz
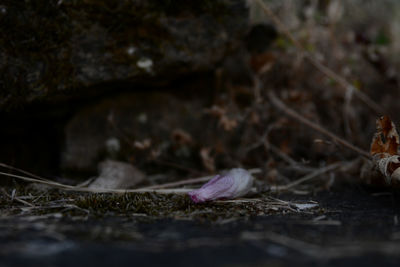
[1,184,400,266]
[2,1,400,266]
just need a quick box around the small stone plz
[137,113,148,123]
[137,58,153,72]
[89,160,145,189]
[126,46,136,56]
[105,137,120,156]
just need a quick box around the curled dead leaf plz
[370,115,399,157]
[375,155,400,184]
[370,116,400,184]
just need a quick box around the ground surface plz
[1,185,400,267]
[2,1,400,267]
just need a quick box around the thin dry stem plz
[272,162,343,191]
[143,168,261,190]
[264,141,316,174]
[1,188,35,207]
[254,0,384,115]
[0,168,261,195]
[0,171,188,194]
[268,91,371,159]
[0,163,53,182]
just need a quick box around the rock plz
[62,91,207,173]
[0,0,249,109]
[89,160,145,190]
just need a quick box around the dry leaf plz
[219,115,238,131]
[204,105,225,117]
[370,116,400,184]
[249,52,276,75]
[171,129,192,145]
[370,115,399,157]
[249,111,260,125]
[200,147,215,173]
[204,105,238,131]
[134,139,151,150]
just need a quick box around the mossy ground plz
[0,186,321,223]
[2,185,400,266]
[3,1,400,266]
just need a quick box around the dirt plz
[1,184,400,267]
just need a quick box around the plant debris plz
[370,116,400,184]
[188,168,254,203]
[0,187,320,222]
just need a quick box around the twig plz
[268,91,371,159]
[0,168,261,194]
[143,168,261,190]
[272,162,343,191]
[0,163,53,182]
[245,126,316,173]
[264,142,298,166]
[254,0,384,115]
[0,171,192,194]
[1,188,35,207]
[264,142,316,173]
[143,175,213,190]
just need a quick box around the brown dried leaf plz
[219,115,238,131]
[204,105,238,131]
[204,105,226,117]
[171,129,192,145]
[370,115,399,157]
[250,52,276,74]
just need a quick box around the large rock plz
[0,0,248,108]
[62,91,207,173]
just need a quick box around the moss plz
[0,184,311,223]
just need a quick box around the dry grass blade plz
[254,0,384,115]
[0,171,77,190]
[0,168,261,195]
[1,188,35,207]
[0,163,53,182]
[0,171,193,194]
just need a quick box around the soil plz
[1,185,400,267]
